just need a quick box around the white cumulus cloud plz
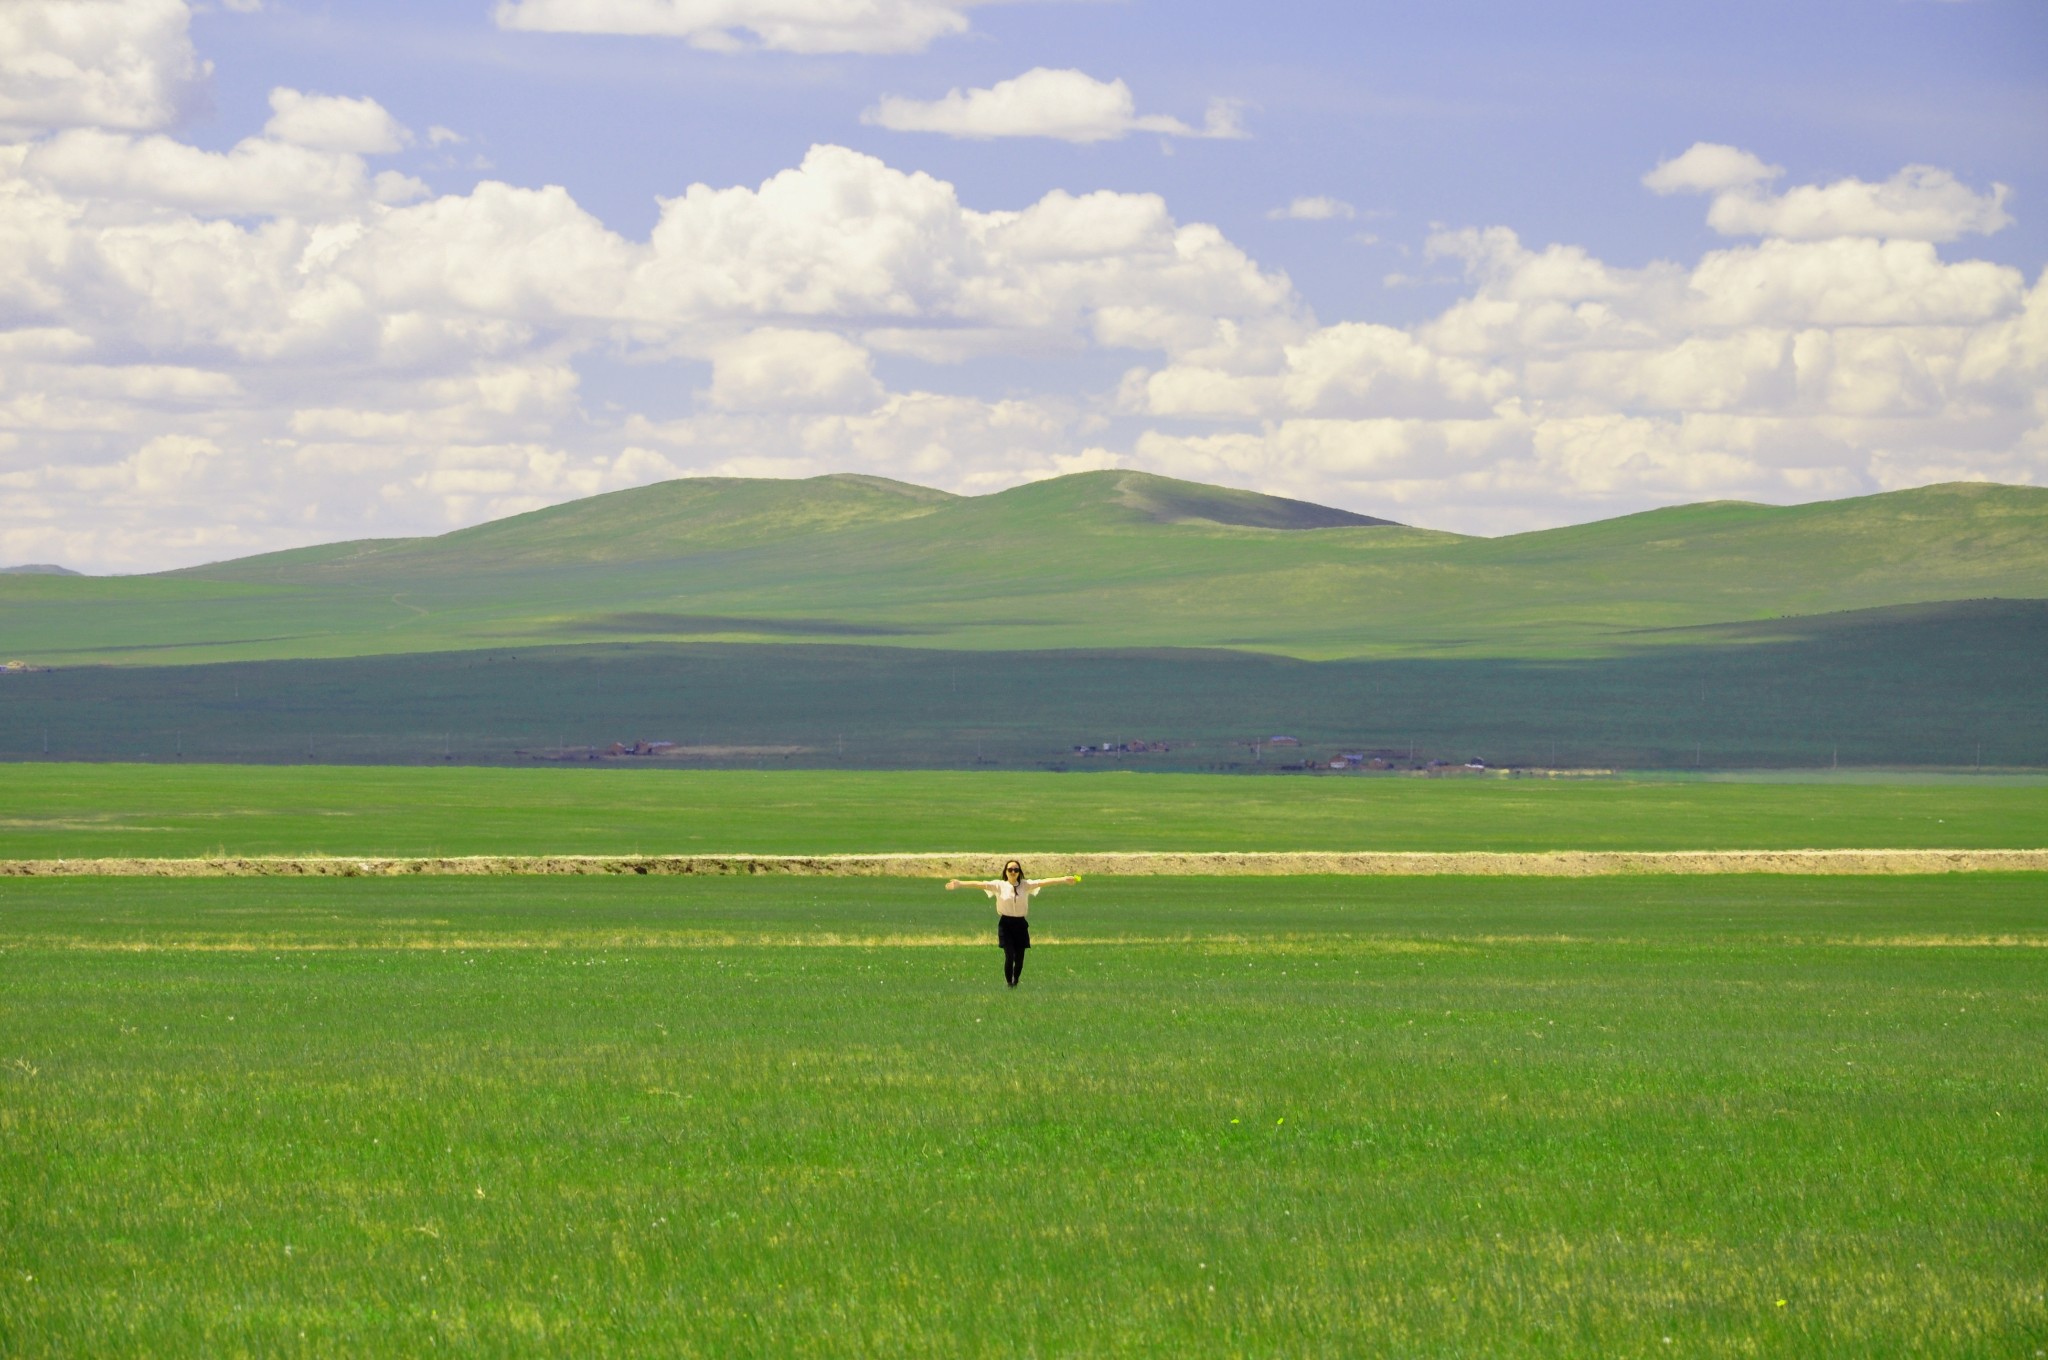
[0,0,205,136]
[1642,142,1781,195]
[22,126,426,217]
[864,69,1246,143]
[1117,157,2046,529]
[1647,142,2012,242]
[492,0,1005,54]
[264,88,410,155]
[1267,196,1355,222]
[708,328,884,412]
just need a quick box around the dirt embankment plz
[1,850,2044,878]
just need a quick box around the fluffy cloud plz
[621,148,1299,358]
[708,328,883,412]
[625,389,1100,492]
[0,0,203,137]
[0,133,1299,365]
[864,68,1246,143]
[1106,147,2044,528]
[263,88,410,155]
[21,125,425,217]
[1647,142,2012,242]
[492,0,1007,54]
[71,432,222,494]
[0,109,1305,566]
[1268,196,1355,222]
[1641,142,1780,196]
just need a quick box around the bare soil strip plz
[1,849,2044,878]
[0,934,1474,953]
[12,932,2046,954]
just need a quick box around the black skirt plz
[997,914,1031,951]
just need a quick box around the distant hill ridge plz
[178,471,1397,580]
[166,470,2045,582]
[5,471,2045,665]
[0,564,79,576]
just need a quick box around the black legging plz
[1003,945,1026,986]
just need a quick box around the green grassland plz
[1,873,2042,1355]
[2,766,2043,860]
[6,598,2045,769]
[6,472,2047,666]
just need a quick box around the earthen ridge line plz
[1,849,2045,877]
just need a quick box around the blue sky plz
[189,2,2047,296]
[2,0,2044,569]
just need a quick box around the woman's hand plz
[944,880,961,890]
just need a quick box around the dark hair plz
[1003,860,1024,878]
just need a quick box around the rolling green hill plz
[4,471,2045,667]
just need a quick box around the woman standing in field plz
[946,860,1079,987]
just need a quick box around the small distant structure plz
[1465,758,1488,770]
[1,660,42,673]
[1267,736,1300,747]
[604,740,677,757]
[1073,739,1172,757]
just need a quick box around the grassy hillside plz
[191,474,964,577]
[4,472,2044,665]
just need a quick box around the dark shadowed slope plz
[6,598,2043,771]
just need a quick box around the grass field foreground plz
[0,873,2043,1355]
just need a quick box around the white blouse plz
[975,879,1050,917]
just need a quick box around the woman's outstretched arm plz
[1027,876,1082,888]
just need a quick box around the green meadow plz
[2,873,2042,1356]
[3,765,2046,859]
